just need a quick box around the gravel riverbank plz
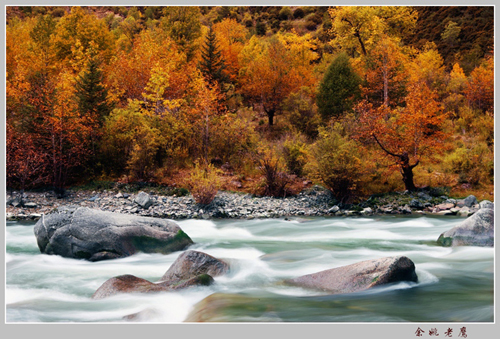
[5,186,487,221]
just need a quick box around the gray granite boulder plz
[34,207,193,261]
[285,256,418,294]
[437,207,494,247]
[479,200,494,210]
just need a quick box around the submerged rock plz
[33,207,193,261]
[92,273,214,300]
[437,207,494,247]
[285,256,418,294]
[185,293,283,322]
[92,275,165,299]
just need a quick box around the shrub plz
[293,7,305,19]
[208,110,259,169]
[282,87,321,139]
[308,124,364,201]
[256,149,291,197]
[243,13,253,27]
[256,21,266,35]
[279,6,292,20]
[186,161,222,205]
[282,134,310,177]
[443,141,493,186]
[50,7,66,17]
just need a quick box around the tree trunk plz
[354,30,367,56]
[399,152,417,191]
[383,58,389,107]
[267,110,275,126]
[372,135,419,191]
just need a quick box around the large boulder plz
[34,207,193,261]
[479,200,494,210]
[437,207,494,247]
[159,250,230,283]
[92,250,227,299]
[285,256,418,294]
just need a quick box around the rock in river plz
[92,273,214,300]
[34,207,193,261]
[92,250,228,300]
[437,207,494,247]
[159,250,230,284]
[285,256,418,294]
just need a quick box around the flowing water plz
[5,216,494,323]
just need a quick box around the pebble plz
[5,190,486,221]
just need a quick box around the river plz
[5,215,494,322]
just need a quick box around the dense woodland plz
[6,6,494,203]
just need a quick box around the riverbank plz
[5,185,488,221]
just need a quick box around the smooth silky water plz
[5,216,494,322]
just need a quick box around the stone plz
[360,207,373,215]
[92,273,214,300]
[479,200,494,210]
[437,208,494,247]
[417,192,432,201]
[328,206,339,214]
[382,207,393,214]
[24,202,38,208]
[435,203,455,211]
[457,207,471,217]
[435,210,455,216]
[134,191,153,209]
[410,199,424,210]
[400,205,412,214]
[11,197,23,207]
[115,193,123,199]
[285,256,418,294]
[92,274,163,299]
[159,250,229,284]
[463,195,479,208]
[34,207,193,261]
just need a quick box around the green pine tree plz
[74,56,113,177]
[75,57,112,123]
[199,27,228,87]
[316,53,361,121]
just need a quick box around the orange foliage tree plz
[356,80,448,191]
[363,36,408,108]
[239,34,316,126]
[6,122,49,191]
[212,18,249,83]
[465,56,494,113]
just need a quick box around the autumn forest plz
[5,6,494,203]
